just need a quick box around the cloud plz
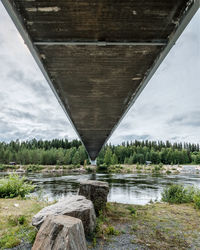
[109,10,200,145]
[168,111,200,127]
[0,2,77,142]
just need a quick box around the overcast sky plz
[0,3,199,145]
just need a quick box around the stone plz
[78,180,109,214]
[32,195,96,235]
[32,215,87,250]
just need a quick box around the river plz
[10,172,200,205]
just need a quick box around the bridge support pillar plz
[90,159,97,166]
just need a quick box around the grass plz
[0,198,48,249]
[26,165,44,172]
[1,196,200,249]
[93,202,200,249]
[161,184,200,209]
[0,164,18,171]
[0,174,35,198]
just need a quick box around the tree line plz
[0,139,200,166]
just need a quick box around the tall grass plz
[161,184,200,209]
[0,174,35,198]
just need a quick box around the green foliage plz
[127,205,137,215]
[86,167,93,173]
[26,165,44,172]
[193,192,200,209]
[162,184,200,211]
[0,164,18,171]
[0,138,199,166]
[97,140,197,165]
[104,226,120,236]
[111,153,118,165]
[104,148,112,166]
[0,234,21,249]
[0,174,35,198]
[152,165,162,173]
[8,215,26,226]
[72,151,81,165]
[97,163,108,172]
[161,184,196,204]
[0,139,88,166]
[108,165,123,173]
[18,215,26,225]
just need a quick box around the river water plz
[17,172,200,205]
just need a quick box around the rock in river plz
[78,180,109,214]
[32,195,96,235]
[32,215,87,250]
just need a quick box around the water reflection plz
[1,172,200,205]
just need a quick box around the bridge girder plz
[2,0,199,160]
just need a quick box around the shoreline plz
[1,164,200,175]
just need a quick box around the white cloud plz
[109,10,200,144]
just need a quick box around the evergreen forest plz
[0,139,200,166]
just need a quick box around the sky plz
[0,3,199,145]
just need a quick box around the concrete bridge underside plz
[2,0,199,160]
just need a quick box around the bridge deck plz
[2,0,199,159]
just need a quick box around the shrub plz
[104,226,120,236]
[194,192,200,209]
[152,165,161,173]
[26,165,43,172]
[107,165,123,173]
[127,206,137,215]
[18,215,26,225]
[0,234,21,249]
[8,215,26,226]
[97,163,108,172]
[0,174,35,198]
[161,184,195,204]
[0,165,7,171]
[0,165,18,171]
[86,167,93,173]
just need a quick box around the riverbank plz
[1,198,200,249]
[0,198,49,249]
[91,202,200,249]
[1,164,200,175]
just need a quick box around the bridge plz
[2,0,199,161]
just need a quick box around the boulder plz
[32,195,96,235]
[32,215,87,250]
[78,180,109,214]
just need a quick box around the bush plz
[161,184,195,204]
[107,165,123,173]
[127,206,137,215]
[104,226,120,236]
[194,192,200,209]
[8,215,26,226]
[97,163,108,172]
[86,167,93,173]
[0,165,17,171]
[26,165,43,172]
[152,165,161,173]
[0,174,35,198]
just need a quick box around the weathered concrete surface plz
[79,180,109,214]
[32,195,96,235]
[32,215,87,250]
[2,0,198,160]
